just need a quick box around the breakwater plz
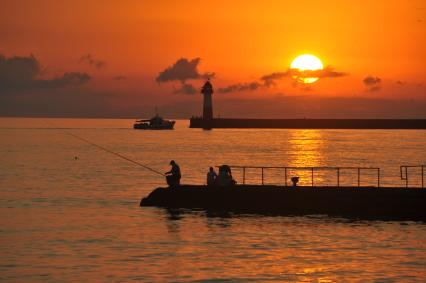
[189,118,426,129]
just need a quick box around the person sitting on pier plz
[165,160,181,187]
[217,165,236,186]
[207,167,218,186]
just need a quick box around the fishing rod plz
[62,129,165,177]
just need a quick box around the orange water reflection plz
[288,129,324,167]
[287,130,327,186]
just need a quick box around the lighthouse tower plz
[201,80,213,120]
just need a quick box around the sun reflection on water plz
[288,129,324,167]
[287,130,327,186]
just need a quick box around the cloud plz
[218,66,347,94]
[79,54,106,69]
[304,66,347,78]
[0,54,90,93]
[261,72,289,86]
[217,81,262,93]
[363,76,382,92]
[156,58,214,83]
[363,76,381,86]
[261,66,346,86]
[173,83,198,95]
[35,72,90,88]
[156,58,346,95]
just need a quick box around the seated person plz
[207,167,218,186]
[217,165,235,186]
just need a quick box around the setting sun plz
[290,54,324,84]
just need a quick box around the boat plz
[133,114,175,130]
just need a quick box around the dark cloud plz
[79,54,106,69]
[34,72,90,88]
[363,76,381,86]
[217,81,262,93]
[261,72,289,86]
[218,66,346,94]
[0,54,90,93]
[173,83,197,95]
[0,54,39,88]
[261,67,346,86]
[363,76,382,92]
[304,66,347,78]
[156,58,214,83]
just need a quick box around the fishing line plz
[60,128,165,177]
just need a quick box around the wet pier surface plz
[141,185,426,221]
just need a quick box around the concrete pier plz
[141,185,426,221]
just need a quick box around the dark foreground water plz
[0,118,425,282]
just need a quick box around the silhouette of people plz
[217,165,235,186]
[207,167,217,186]
[165,160,181,187]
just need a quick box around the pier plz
[141,164,426,221]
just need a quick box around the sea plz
[0,117,425,282]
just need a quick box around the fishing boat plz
[133,114,175,130]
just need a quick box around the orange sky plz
[0,0,425,118]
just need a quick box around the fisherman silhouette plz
[165,160,181,187]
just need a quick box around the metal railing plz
[220,166,381,188]
[400,165,425,188]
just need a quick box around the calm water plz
[0,118,425,282]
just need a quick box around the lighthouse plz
[201,80,213,120]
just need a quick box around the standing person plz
[165,160,181,187]
[207,167,217,186]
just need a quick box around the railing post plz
[261,167,264,185]
[405,166,408,188]
[377,168,380,188]
[337,168,340,188]
[357,168,360,187]
[243,167,246,185]
[311,167,314,187]
[285,168,287,187]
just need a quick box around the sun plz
[290,54,324,84]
